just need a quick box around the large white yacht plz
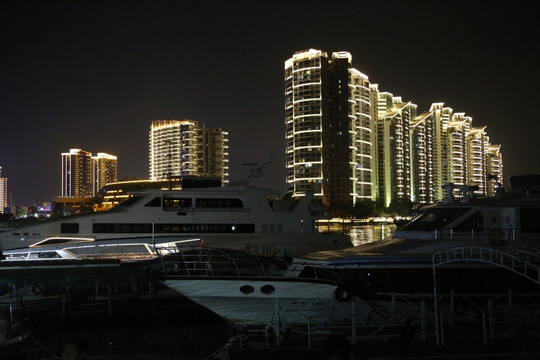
[0,185,351,256]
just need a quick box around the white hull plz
[0,185,352,256]
[162,278,360,326]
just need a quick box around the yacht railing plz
[433,247,540,285]
[433,228,517,242]
[265,291,540,351]
[156,247,289,278]
[432,246,540,346]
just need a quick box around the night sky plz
[1,1,538,205]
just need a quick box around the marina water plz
[317,222,396,246]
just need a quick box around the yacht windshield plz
[110,196,143,210]
[402,207,471,231]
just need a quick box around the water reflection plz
[318,223,396,247]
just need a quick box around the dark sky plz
[1,0,538,205]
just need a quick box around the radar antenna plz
[241,156,273,183]
[161,140,174,190]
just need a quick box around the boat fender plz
[488,230,505,246]
[32,284,44,295]
[334,287,353,302]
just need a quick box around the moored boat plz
[0,185,351,257]
[289,175,540,330]
[158,247,359,328]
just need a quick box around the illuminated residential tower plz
[486,144,504,196]
[0,167,7,214]
[285,49,372,208]
[430,103,454,201]
[149,120,229,184]
[371,88,416,207]
[410,110,434,204]
[61,149,93,198]
[466,126,488,196]
[92,153,118,196]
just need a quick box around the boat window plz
[38,252,62,259]
[30,237,94,247]
[298,266,318,279]
[195,198,243,208]
[402,207,471,231]
[93,223,153,233]
[454,212,484,231]
[520,208,540,233]
[61,223,79,234]
[145,197,161,207]
[92,223,255,233]
[110,196,143,210]
[155,223,255,233]
[163,197,192,211]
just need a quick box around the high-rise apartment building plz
[410,110,434,204]
[149,120,229,184]
[486,144,504,196]
[0,167,7,214]
[62,149,93,198]
[61,149,118,199]
[443,113,471,193]
[92,153,118,196]
[286,49,504,209]
[204,128,230,181]
[430,103,454,201]
[285,49,372,208]
[466,127,488,196]
[371,90,416,207]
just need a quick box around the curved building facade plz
[285,49,372,207]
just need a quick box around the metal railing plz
[432,246,540,345]
[432,228,517,242]
[433,247,540,285]
[156,246,289,278]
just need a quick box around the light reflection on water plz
[318,223,396,247]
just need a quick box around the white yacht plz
[158,247,357,328]
[0,185,351,257]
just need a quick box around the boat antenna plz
[161,140,173,190]
[241,156,273,183]
[152,221,156,250]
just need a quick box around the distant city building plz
[61,149,93,198]
[149,119,229,184]
[285,49,372,208]
[37,201,52,218]
[61,149,119,201]
[410,109,435,204]
[371,88,416,207]
[486,144,504,196]
[92,153,118,196]
[466,126,488,196]
[286,49,504,210]
[0,167,7,214]
[443,113,471,195]
[430,103,454,201]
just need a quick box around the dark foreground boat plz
[286,176,540,346]
[158,247,356,328]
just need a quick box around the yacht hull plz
[162,278,361,326]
